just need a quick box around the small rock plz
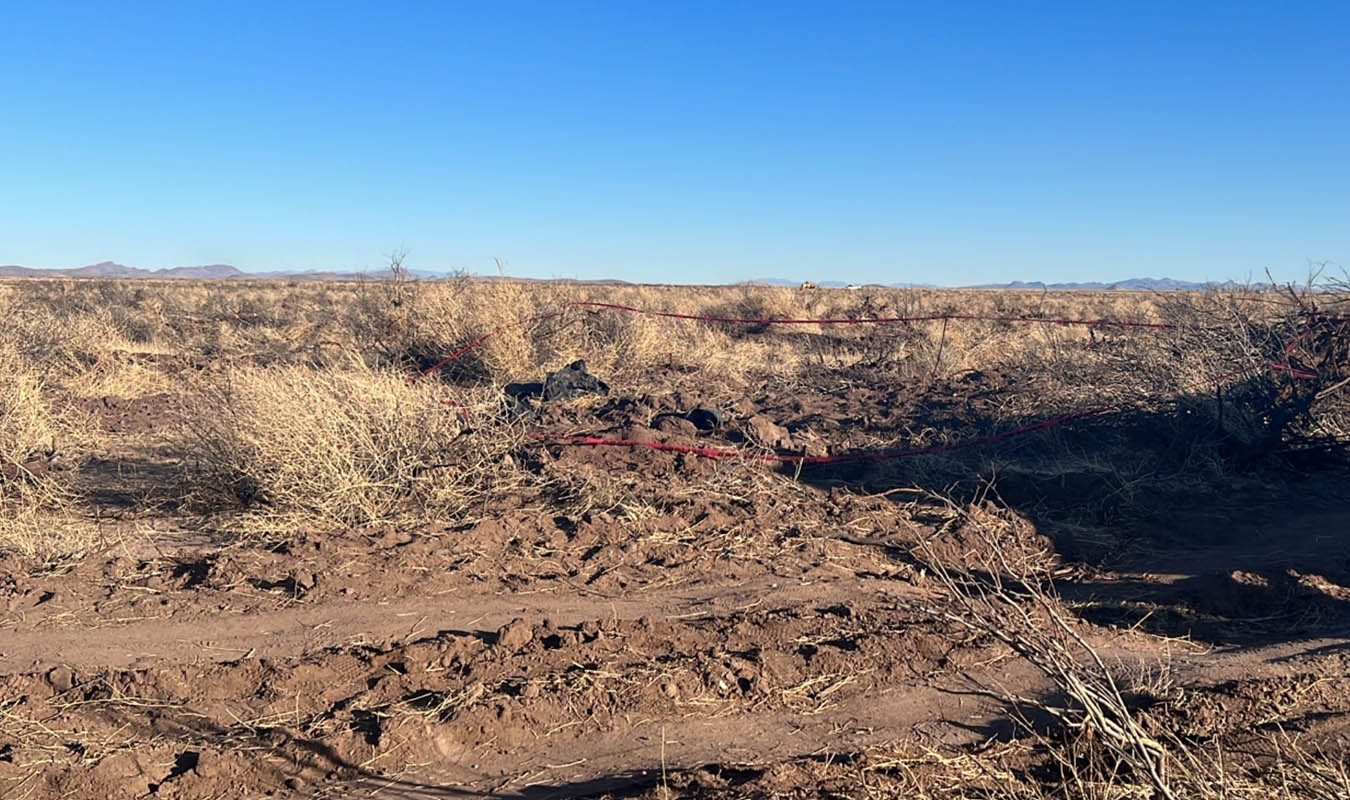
[623,425,658,444]
[653,415,697,435]
[47,665,75,692]
[195,754,222,779]
[542,360,609,402]
[802,437,829,458]
[745,415,793,449]
[660,681,680,699]
[292,568,316,591]
[495,618,534,652]
[520,681,541,700]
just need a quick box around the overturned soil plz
[4,376,1350,799]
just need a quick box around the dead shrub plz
[907,499,1350,800]
[0,341,94,558]
[1157,280,1350,459]
[180,362,527,528]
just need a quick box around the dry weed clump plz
[0,277,1190,400]
[0,341,96,558]
[912,502,1174,797]
[1156,282,1350,458]
[0,346,66,482]
[739,733,1350,800]
[344,276,584,383]
[181,361,529,528]
[903,500,1350,800]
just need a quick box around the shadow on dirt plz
[79,455,193,514]
[790,371,1350,649]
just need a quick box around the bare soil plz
[4,372,1350,800]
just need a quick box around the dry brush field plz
[1,277,1349,799]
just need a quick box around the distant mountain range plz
[0,262,1264,291]
[751,276,1255,291]
[0,261,451,281]
[0,261,247,279]
[963,278,1255,291]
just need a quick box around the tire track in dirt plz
[1164,635,1350,682]
[0,575,919,674]
[401,636,1350,800]
[7,570,1344,687]
[347,679,1022,798]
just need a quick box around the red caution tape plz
[567,301,1178,330]
[420,299,1323,465]
[419,311,563,377]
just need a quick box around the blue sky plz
[1,1,1346,285]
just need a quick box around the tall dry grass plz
[180,361,527,528]
[0,276,1344,554]
[0,339,93,559]
[0,277,1192,392]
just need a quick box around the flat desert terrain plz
[1,278,1348,799]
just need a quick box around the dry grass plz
[179,361,526,528]
[0,275,1344,556]
[696,733,1350,800]
[899,500,1350,800]
[0,336,96,559]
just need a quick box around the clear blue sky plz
[1,1,1346,285]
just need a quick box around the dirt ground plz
[2,281,1349,799]
[3,391,1348,799]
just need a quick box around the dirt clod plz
[495,618,534,652]
[46,665,74,692]
[653,414,698,434]
[745,415,793,449]
[292,567,316,591]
